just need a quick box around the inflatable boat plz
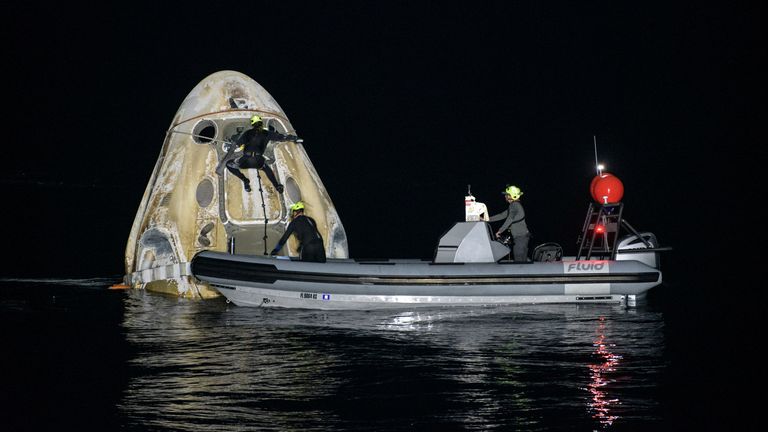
[191,217,665,310]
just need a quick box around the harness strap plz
[306,217,323,240]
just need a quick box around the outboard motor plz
[616,232,660,268]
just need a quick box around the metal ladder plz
[576,202,651,260]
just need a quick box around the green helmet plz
[250,115,263,126]
[502,185,523,200]
[290,201,305,212]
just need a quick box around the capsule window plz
[196,178,215,208]
[192,119,217,144]
[285,177,300,203]
[267,118,287,134]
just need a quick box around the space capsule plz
[122,70,348,297]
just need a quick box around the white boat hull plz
[216,285,631,310]
[192,251,660,310]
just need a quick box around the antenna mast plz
[593,135,602,175]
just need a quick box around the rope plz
[168,108,290,130]
[254,169,269,255]
[167,130,235,148]
[167,129,287,160]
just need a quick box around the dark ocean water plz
[0,275,756,431]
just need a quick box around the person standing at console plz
[489,185,530,262]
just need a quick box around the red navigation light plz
[595,224,606,234]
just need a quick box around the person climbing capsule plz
[225,115,301,193]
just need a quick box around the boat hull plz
[191,251,661,310]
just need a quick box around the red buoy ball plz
[590,173,624,204]
[590,173,613,198]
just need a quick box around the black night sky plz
[5,2,763,279]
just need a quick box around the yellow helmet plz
[290,201,305,212]
[250,115,263,126]
[502,185,523,200]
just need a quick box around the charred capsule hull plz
[124,71,348,298]
[191,251,661,310]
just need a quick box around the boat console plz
[433,222,511,263]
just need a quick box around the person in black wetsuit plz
[225,115,301,193]
[270,201,326,262]
[489,185,530,262]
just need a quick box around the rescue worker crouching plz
[270,201,327,262]
[489,185,530,262]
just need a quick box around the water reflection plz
[118,291,665,431]
[588,316,622,427]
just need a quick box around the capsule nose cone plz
[173,70,294,133]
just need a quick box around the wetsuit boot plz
[262,165,284,193]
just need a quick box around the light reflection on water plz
[118,290,665,431]
[588,316,622,427]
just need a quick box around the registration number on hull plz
[299,292,331,301]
